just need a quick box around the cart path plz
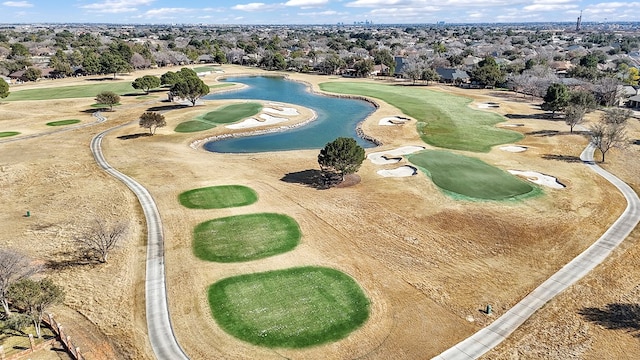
[432,142,640,360]
[90,112,190,360]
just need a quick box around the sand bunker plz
[377,166,418,177]
[379,116,411,126]
[226,114,288,129]
[499,123,524,127]
[368,146,425,165]
[499,145,528,153]
[263,106,299,116]
[477,102,500,109]
[508,170,565,189]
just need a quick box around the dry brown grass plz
[0,65,637,359]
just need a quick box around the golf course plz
[1,64,639,360]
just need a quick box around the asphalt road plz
[90,113,190,360]
[432,142,640,360]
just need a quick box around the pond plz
[202,76,376,153]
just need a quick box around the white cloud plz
[285,0,329,6]
[80,0,155,13]
[232,2,281,11]
[143,7,193,17]
[298,10,343,16]
[347,0,525,8]
[2,1,33,7]
[523,4,577,11]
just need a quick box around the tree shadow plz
[526,129,561,137]
[80,108,108,114]
[145,104,190,112]
[488,91,536,103]
[579,303,640,336]
[542,154,583,163]
[117,133,152,140]
[45,250,96,270]
[633,140,640,146]
[281,169,327,189]
[506,113,560,121]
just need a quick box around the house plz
[435,68,470,84]
[371,64,389,76]
[627,94,640,108]
[393,56,409,78]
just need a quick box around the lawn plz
[5,82,136,101]
[46,119,81,126]
[179,185,258,209]
[193,66,221,73]
[0,131,20,138]
[208,266,370,348]
[407,150,537,200]
[174,102,262,133]
[193,213,300,262]
[319,82,522,152]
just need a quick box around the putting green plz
[175,102,262,133]
[0,131,20,138]
[179,185,258,209]
[193,213,300,262]
[5,82,135,101]
[208,266,370,348]
[319,82,522,152]
[46,119,81,126]
[408,150,537,200]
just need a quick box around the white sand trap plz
[263,106,299,116]
[508,170,565,189]
[499,145,528,153]
[226,114,288,129]
[499,123,524,127]
[477,102,500,109]
[379,116,411,126]
[377,166,418,177]
[367,145,425,165]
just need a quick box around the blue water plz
[202,76,376,153]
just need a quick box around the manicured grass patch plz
[193,66,221,73]
[5,82,135,101]
[407,150,536,200]
[175,102,262,133]
[193,213,300,262]
[319,82,522,152]
[0,131,20,138]
[211,83,234,90]
[46,119,81,126]
[208,266,370,348]
[179,185,258,209]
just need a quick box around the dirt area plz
[0,65,637,359]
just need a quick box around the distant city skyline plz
[0,0,637,25]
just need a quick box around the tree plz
[0,78,9,100]
[564,105,587,133]
[75,220,127,263]
[0,249,38,317]
[170,68,210,106]
[421,67,440,85]
[8,278,64,338]
[160,71,181,87]
[132,75,161,94]
[139,112,166,135]
[23,67,42,82]
[317,137,365,185]
[589,115,628,162]
[602,108,632,125]
[100,52,131,79]
[569,89,597,112]
[95,91,120,111]
[353,58,374,77]
[470,56,505,88]
[541,83,570,116]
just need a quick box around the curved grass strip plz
[175,102,262,133]
[5,82,135,101]
[407,150,536,200]
[46,119,81,126]
[208,266,370,348]
[0,131,20,138]
[179,185,258,209]
[319,82,522,152]
[91,103,121,108]
[193,213,300,262]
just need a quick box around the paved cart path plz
[433,142,640,360]
[90,113,190,360]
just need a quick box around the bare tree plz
[589,119,628,162]
[565,105,587,133]
[75,220,127,263]
[602,108,632,125]
[0,249,39,317]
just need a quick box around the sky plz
[0,0,637,25]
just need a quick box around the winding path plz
[433,142,640,360]
[90,113,190,360]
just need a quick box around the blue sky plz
[1,0,637,25]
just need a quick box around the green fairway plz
[175,102,262,133]
[193,213,300,262]
[5,82,136,101]
[179,185,258,209]
[46,119,81,126]
[193,66,221,73]
[208,266,370,348]
[319,82,522,152]
[407,150,537,200]
[0,131,20,138]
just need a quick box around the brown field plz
[1,65,639,359]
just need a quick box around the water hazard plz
[202,76,376,153]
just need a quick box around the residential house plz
[435,68,470,84]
